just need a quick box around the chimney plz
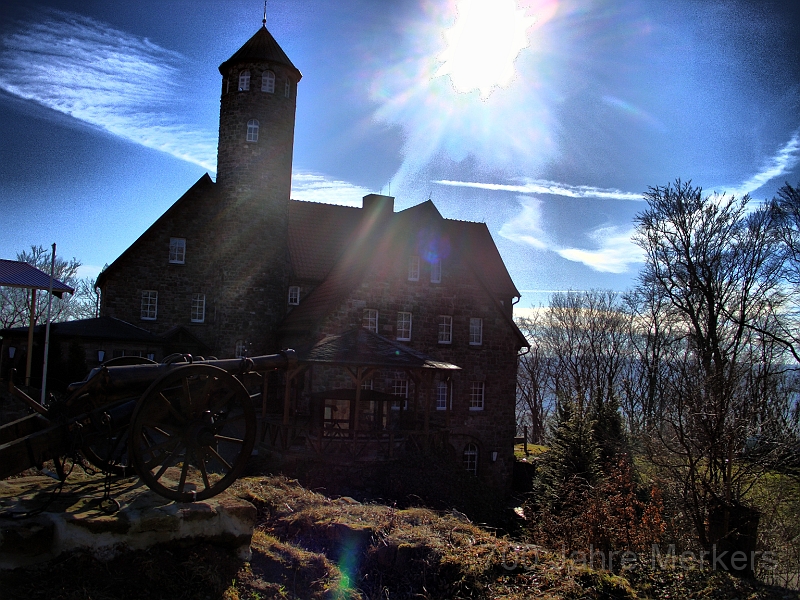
[362,194,394,221]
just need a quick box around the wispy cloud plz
[0,10,217,171]
[557,225,643,273]
[291,172,371,206]
[497,197,550,249]
[499,196,644,273]
[723,129,800,197]
[435,178,643,200]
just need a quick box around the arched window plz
[463,443,478,475]
[262,70,275,93]
[238,70,250,91]
[246,119,259,142]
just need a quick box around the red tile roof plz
[300,328,461,370]
[288,201,362,280]
[282,197,521,335]
[0,259,74,298]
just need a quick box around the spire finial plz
[263,1,267,26]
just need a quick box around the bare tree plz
[516,290,632,448]
[633,180,792,555]
[0,245,97,328]
[516,312,551,443]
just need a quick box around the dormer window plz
[262,71,275,93]
[246,119,259,142]
[430,259,441,283]
[169,237,185,264]
[408,256,420,281]
[238,70,250,91]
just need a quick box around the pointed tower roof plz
[219,25,302,79]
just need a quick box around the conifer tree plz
[536,399,600,509]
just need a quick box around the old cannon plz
[1,351,295,502]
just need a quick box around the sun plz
[436,0,537,98]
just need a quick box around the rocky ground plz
[2,473,799,600]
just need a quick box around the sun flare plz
[436,0,536,97]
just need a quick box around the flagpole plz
[40,243,56,406]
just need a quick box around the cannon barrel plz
[66,349,296,402]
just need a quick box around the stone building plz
[96,21,527,488]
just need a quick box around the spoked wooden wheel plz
[128,365,256,502]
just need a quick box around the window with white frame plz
[463,443,478,475]
[361,377,373,390]
[397,312,412,341]
[246,119,259,142]
[469,317,483,345]
[262,70,275,93]
[408,255,420,281]
[436,380,448,410]
[238,70,250,91]
[141,290,157,321]
[284,80,290,97]
[169,237,186,264]
[288,286,300,305]
[363,309,378,333]
[469,381,485,410]
[191,293,205,323]
[235,340,246,358]
[438,315,452,344]
[391,372,408,409]
[430,259,441,283]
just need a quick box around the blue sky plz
[1,0,798,313]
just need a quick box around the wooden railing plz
[259,417,449,462]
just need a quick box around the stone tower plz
[212,21,302,356]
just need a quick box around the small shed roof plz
[298,328,461,371]
[0,259,74,298]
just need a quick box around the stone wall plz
[303,251,520,490]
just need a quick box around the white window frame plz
[469,381,485,411]
[363,309,378,333]
[397,312,412,341]
[438,315,452,344]
[141,290,157,321]
[262,70,275,93]
[288,285,300,305]
[408,255,420,281]
[463,443,478,475]
[238,69,250,91]
[246,119,259,142]
[391,372,408,410]
[169,237,186,264]
[436,380,449,411]
[191,293,205,323]
[469,317,483,345]
[430,259,441,283]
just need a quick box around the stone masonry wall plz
[304,251,520,491]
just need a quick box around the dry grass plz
[2,473,799,599]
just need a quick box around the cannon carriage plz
[1,351,296,502]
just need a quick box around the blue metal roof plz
[0,259,75,298]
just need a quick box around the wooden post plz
[282,370,292,425]
[524,424,529,456]
[25,288,36,386]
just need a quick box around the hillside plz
[2,474,797,600]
